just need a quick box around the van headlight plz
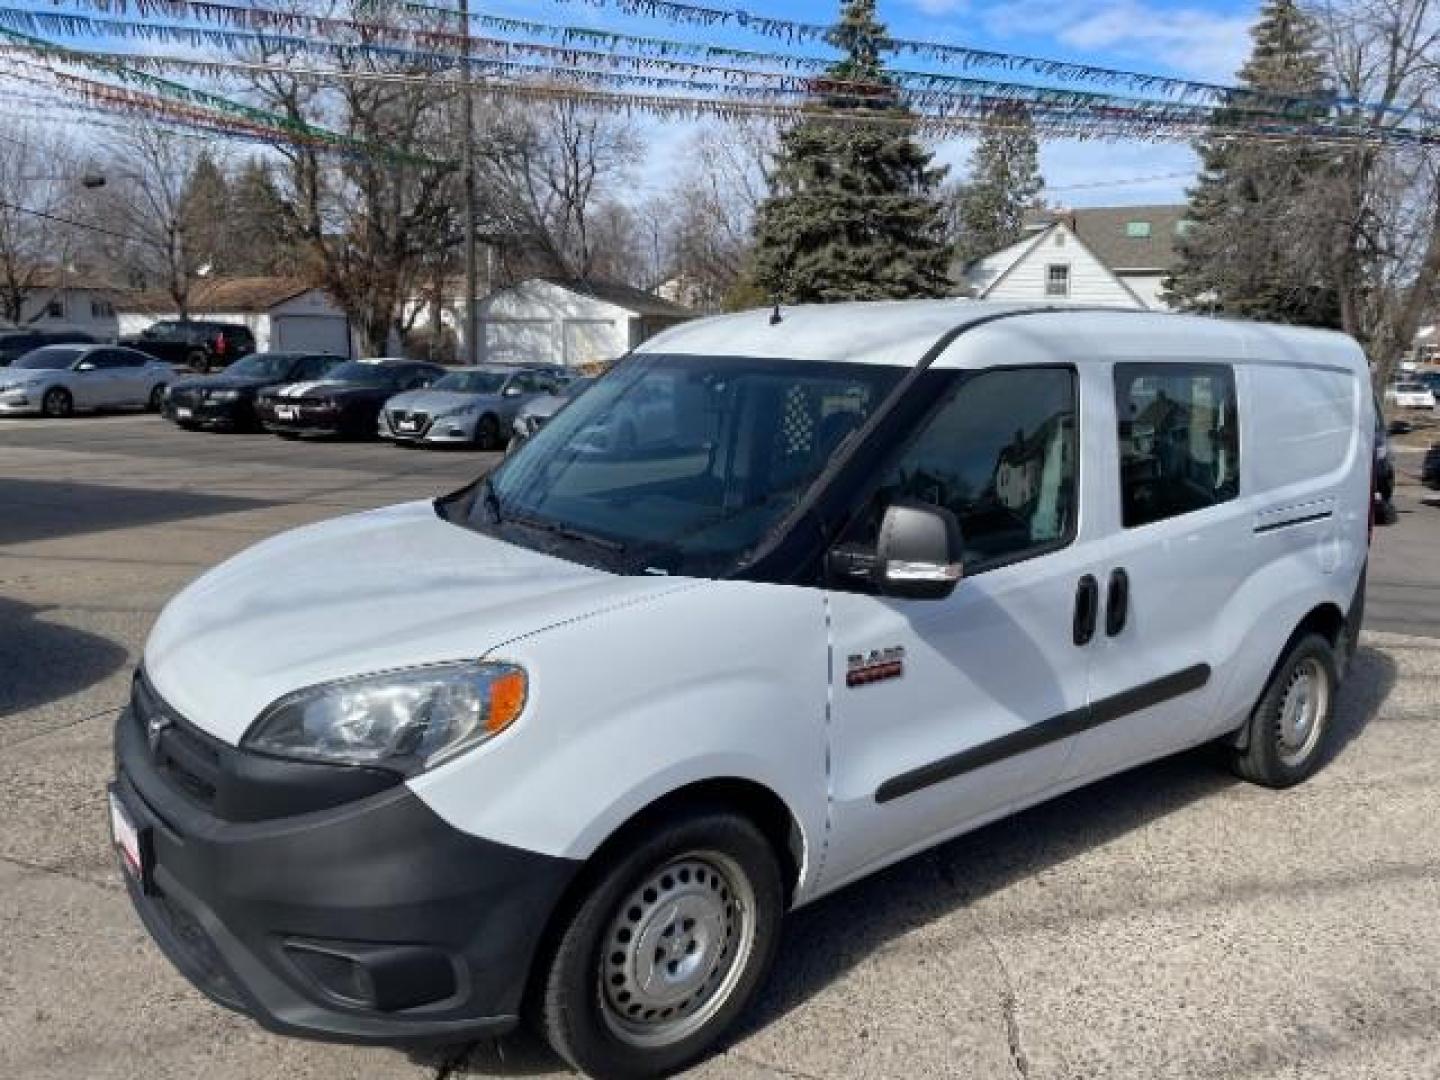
[243,662,527,773]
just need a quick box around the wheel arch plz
[1227,600,1347,751]
[524,775,806,1021]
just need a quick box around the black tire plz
[148,384,167,412]
[476,413,501,451]
[1230,633,1338,788]
[41,387,72,418]
[535,808,784,1080]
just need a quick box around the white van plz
[111,302,1373,1078]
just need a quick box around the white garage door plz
[563,319,620,368]
[483,319,556,366]
[272,315,351,357]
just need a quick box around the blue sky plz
[487,0,1264,207]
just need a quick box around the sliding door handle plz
[1106,569,1130,637]
[1074,575,1099,646]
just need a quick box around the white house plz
[960,205,1188,312]
[116,277,354,356]
[473,278,695,369]
[0,271,120,340]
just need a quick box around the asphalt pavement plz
[2,411,1439,1080]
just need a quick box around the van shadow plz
[415,644,1397,1078]
[0,478,278,546]
[0,597,130,719]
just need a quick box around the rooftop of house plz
[1028,205,1189,272]
[116,276,323,314]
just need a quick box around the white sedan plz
[1384,381,1437,410]
[0,344,173,417]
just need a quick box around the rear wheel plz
[1230,633,1338,788]
[41,387,73,418]
[536,808,784,1079]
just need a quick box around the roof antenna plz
[769,299,783,326]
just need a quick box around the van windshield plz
[441,354,905,576]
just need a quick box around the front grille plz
[133,674,222,811]
[388,409,431,434]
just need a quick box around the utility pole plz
[458,0,479,366]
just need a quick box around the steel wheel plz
[1275,656,1329,768]
[598,851,758,1051]
[42,387,72,417]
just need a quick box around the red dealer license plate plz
[108,791,147,882]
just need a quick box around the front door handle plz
[1106,569,1130,637]
[1074,575,1099,646]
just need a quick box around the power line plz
[0,197,169,250]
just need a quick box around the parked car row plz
[155,353,588,449]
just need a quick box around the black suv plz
[0,328,97,367]
[122,320,256,373]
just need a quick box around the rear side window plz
[1115,363,1239,528]
[870,367,1079,570]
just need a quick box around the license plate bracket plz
[276,405,297,420]
[108,790,155,894]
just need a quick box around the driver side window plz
[870,367,1078,572]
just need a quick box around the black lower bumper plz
[112,706,579,1045]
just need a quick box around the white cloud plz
[976,0,1253,84]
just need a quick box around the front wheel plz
[535,808,784,1079]
[41,387,73,418]
[1230,633,1338,788]
[475,413,501,451]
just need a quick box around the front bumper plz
[380,412,477,445]
[111,691,579,1045]
[164,397,254,428]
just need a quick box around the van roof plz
[638,300,1365,372]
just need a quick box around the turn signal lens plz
[487,669,528,734]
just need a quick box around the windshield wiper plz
[505,512,628,553]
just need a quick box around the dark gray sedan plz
[380,366,564,450]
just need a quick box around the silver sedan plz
[0,345,174,417]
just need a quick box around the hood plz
[263,379,386,401]
[519,393,566,420]
[143,500,695,745]
[386,389,499,413]
[171,374,274,393]
[1,366,56,383]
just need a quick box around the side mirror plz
[829,499,964,601]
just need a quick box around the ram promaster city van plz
[111,302,1372,1078]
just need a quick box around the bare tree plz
[658,123,774,309]
[240,2,463,355]
[477,102,642,283]
[1310,0,1440,381]
[0,127,81,326]
[93,127,209,318]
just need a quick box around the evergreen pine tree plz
[1164,0,1339,325]
[951,104,1044,267]
[179,152,230,276]
[229,158,305,276]
[749,0,951,304]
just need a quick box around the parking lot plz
[3,412,1439,1080]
